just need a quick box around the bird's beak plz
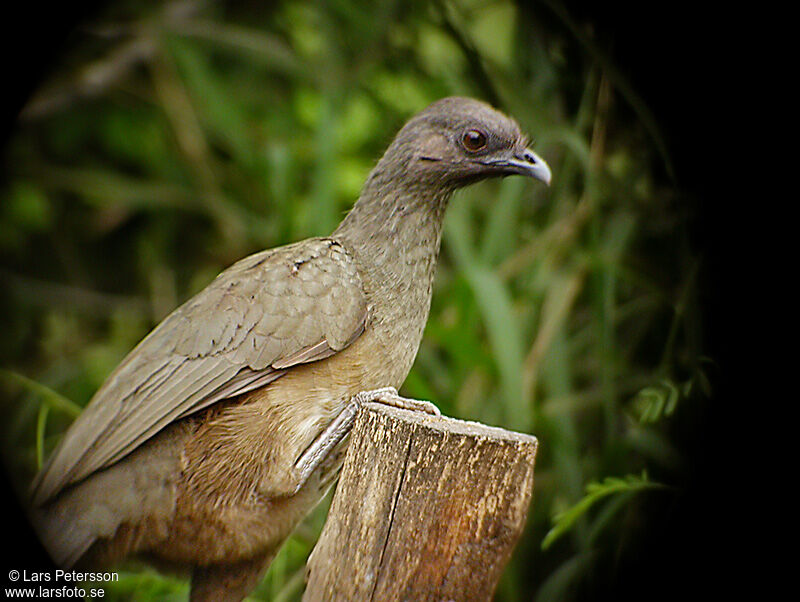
[508,148,552,186]
[484,148,552,186]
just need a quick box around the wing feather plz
[32,238,368,505]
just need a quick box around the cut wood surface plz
[303,402,538,601]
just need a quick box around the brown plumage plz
[29,96,551,601]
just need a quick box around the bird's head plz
[338,97,551,245]
[388,96,551,189]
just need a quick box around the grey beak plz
[484,147,552,186]
[509,148,552,186]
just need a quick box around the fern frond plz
[541,472,667,550]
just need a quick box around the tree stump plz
[303,402,538,601]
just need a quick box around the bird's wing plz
[32,238,368,505]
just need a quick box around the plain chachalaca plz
[29,96,551,600]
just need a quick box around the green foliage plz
[541,472,667,551]
[1,369,82,419]
[1,1,705,600]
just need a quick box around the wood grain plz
[304,402,538,601]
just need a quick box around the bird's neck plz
[332,169,453,386]
[333,167,453,297]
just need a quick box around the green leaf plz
[169,36,253,167]
[480,177,525,265]
[1,369,82,418]
[35,404,50,470]
[5,181,52,230]
[445,201,528,428]
[541,472,666,550]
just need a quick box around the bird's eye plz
[462,129,487,152]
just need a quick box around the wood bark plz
[303,402,538,601]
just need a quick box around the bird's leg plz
[352,386,441,416]
[288,387,438,496]
[288,400,360,495]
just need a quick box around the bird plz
[28,96,551,601]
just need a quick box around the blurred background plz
[1,0,715,600]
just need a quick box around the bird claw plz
[353,386,441,416]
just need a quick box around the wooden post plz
[303,402,538,601]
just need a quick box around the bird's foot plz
[353,386,441,416]
[288,388,438,496]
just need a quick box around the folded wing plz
[32,238,368,505]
